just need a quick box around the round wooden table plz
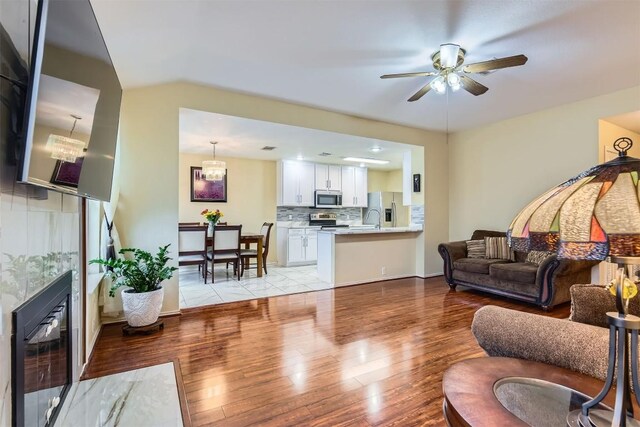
[443,357,640,427]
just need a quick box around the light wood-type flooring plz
[84,277,569,426]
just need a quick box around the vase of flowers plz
[201,209,224,234]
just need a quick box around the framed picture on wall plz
[190,166,227,202]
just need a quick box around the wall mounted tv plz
[19,0,122,201]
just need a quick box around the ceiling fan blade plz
[407,82,432,102]
[459,75,489,96]
[462,54,528,74]
[380,71,436,79]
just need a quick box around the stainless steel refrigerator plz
[363,192,409,227]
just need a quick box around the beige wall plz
[117,82,448,315]
[179,153,277,261]
[598,119,640,163]
[448,85,640,241]
[367,169,402,192]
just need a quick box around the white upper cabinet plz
[277,161,316,206]
[341,166,368,207]
[354,167,368,207]
[315,164,342,191]
[299,163,316,206]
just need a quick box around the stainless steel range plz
[309,213,349,230]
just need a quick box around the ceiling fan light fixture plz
[447,72,462,91]
[431,75,446,94]
[440,44,460,69]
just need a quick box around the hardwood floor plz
[84,277,570,426]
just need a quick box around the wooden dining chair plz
[179,222,201,226]
[241,222,273,276]
[178,225,208,283]
[207,225,242,283]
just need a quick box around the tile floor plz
[179,263,333,309]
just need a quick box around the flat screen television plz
[19,0,122,201]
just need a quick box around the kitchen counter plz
[318,225,423,235]
[317,225,423,287]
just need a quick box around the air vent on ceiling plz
[318,152,332,157]
[261,146,277,151]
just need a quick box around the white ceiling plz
[91,0,640,132]
[179,108,412,170]
[603,111,640,134]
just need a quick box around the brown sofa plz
[472,284,640,381]
[438,230,598,309]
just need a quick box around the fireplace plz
[11,271,73,427]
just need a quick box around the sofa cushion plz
[454,258,511,274]
[466,239,486,258]
[490,262,538,284]
[485,236,514,260]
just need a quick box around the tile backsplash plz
[277,207,362,222]
[411,205,424,225]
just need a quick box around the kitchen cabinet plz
[279,227,319,266]
[287,232,306,264]
[305,229,318,261]
[341,166,368,207]
[315,164,342,191]
[277,161,315,206]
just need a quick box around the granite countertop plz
[277,221,362,229]
[318,225,423,235]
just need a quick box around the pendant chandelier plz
[48,115,85,163]
[202,141,226,181]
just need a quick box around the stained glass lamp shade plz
[508,137,640,427]
[508,138,640,261]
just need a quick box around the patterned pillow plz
[466,239,486,258]
[484,236,514,261]
[526,250,555,265]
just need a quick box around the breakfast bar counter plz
[317,226,423,286]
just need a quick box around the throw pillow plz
[526,250,554,265]
[484,236,514,261]
[466,239,486,258]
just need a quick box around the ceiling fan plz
[380,43,528,101]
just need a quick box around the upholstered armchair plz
[472,284,640,381]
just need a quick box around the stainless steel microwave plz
[315,190,342,208]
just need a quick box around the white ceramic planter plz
[121,287,164,327]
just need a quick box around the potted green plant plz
[90,244,177,327]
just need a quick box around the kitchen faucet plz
[364,208,382,229]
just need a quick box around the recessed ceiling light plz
[343,157,389,165]
[370,146,382,153]
[359,163,365,168]
[296,154,304,161]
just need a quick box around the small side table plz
[443,357,640,427]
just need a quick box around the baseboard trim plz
[421,272,444,278]
[333,274,416,288]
